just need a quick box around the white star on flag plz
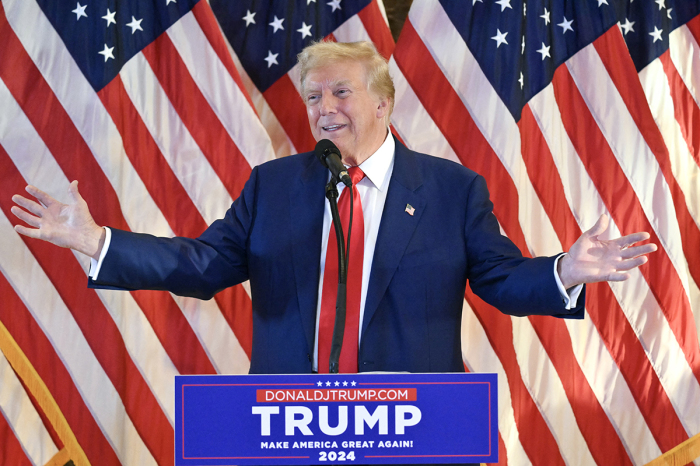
[297,22,312,39]
[649,26,663,42]
[540,8,550,25]
[495,0,512,12]
[102,8,116,27]
[491,29,508,48]
[126,16,143,34]
[537,42,551,60]
[269,16,284,33]
[242,10,256,27]
[264,50,279,68]
[327,0,342,12]
[72,2,87,20]
[655,0,666,10]
[620,18,635,35]
[98,44,115,62]
[558,17,573,34]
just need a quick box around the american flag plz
[0,0,392,464]
[2,0,700,465]
[390,0,700,464]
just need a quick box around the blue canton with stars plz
[618,0,700,72]
[210,0,371,93]
[36,0,200,91]
[440,0,699,122]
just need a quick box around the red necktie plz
[318,167,365,373]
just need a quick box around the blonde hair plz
[297,41,395,119]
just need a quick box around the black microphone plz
[314,139,352,188]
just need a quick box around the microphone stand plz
[325,176,354,374]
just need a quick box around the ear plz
[376,97,390,119]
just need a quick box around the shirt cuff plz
[554,253,583,309]
[88,227,111,280]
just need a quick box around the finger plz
[26,185,58,208]
[67,180,81,204]
[585,214,609,238]
[12,194,46,217]
[614,255,648,272]
[14,224,42,240]
[10,205,42,228]
[613,231,652,249]
[619,243,658,260]
[606,271,631,282]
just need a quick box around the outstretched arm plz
[11,181,105,260]
[557,214,658,289]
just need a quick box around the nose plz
[319,91,338,116]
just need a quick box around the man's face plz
[304,60,389,166]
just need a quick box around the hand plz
[557,214,658,289]
[11,181,106,259]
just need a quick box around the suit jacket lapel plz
[362,142,425,336]
[289,154,327,354]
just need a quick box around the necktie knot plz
[348,166,365,186]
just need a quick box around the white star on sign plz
[98,44,115,62]
[649,26,663,43]
[540,7,550,25]
[351,381,356,386]
[491,29,508,48]
[326,381,331,387]
[72,2,87,20]
[242,10,256,27]
[317,381,323,386]
[327,0,342,12]
[127,16,143,34]
[102,8,116,27]
[343,381,348,386]
[655,0,665,10]
[269,16,284,33]
[537,42,551,60]
[495,0,512,12]
[518,72,524,89]
[334,381,340,386]
[619,18,635,35]
[558,17,573,34]
[297,22,312,39]
[264,50,279,68]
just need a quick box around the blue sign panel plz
[175,372,497,464]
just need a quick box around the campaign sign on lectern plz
[175,372,497,465]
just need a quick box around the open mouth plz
[322,124,346,132]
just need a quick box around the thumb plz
[67,180,81,204]
[584,214,609,239]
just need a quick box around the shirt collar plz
[356,131,395,192]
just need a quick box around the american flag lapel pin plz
[405,204,415,216]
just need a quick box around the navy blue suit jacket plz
[90,140,584,374]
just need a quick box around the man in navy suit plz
[10,41,656,375]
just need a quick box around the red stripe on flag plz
[0,4,218,378]
[357,0,395,59]
[659,51,700,168]
[141,34,251,200]
[466,291,567,466]
[190,1,257,113]
[0,149,174,465]
[0,260,121,464]
[393,19,527,250]
[520,106,687,457]
[263,74,317,154]
[594,30,700,291]
[0,410,33,466]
